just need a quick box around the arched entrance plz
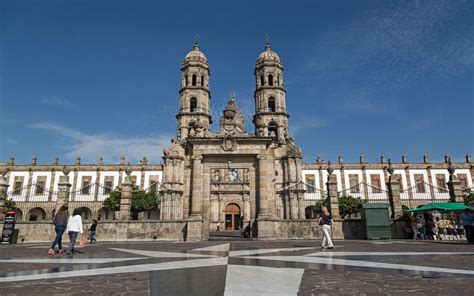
[225,203,241,231]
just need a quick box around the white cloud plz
[41,96,73,106]
[28,122,172,164]
[305,1,473,112]
[5,138,18,144]
[291,117,328,136]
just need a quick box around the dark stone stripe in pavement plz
[149,265,227,296]
[0,272,149,295]
[298,269,474,295]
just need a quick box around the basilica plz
[1,42,472,242]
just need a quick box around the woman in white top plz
[66,208,83,255]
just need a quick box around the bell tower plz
[176,41,212,141]
[253,41,289,143]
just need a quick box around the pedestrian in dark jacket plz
[88,219,97,244]
[48,206,69,255]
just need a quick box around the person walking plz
[66,209,83,255]
[461,209,473,244]
[318,206,334,249]
[48,205,69,255]
[410,213,419,240]
[88,219,98,244]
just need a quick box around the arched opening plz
[98,207,115,221]
[192,74,197,86]
[28,207,46,222]
[185,75,188,86]
[15,208,23,222]
[268,97,276,112]
[201,75,205,86]
[75,207,93,221]
[190,97,197,112]
[225,203,241,231]
[268,74,274,86]
[277,75,280,86]
[268,122,278,140]
[260,76,264,87]
[305,206,317,219]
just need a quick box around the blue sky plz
[1,0,473,165]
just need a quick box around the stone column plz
[447,162,463,202]
[55,167,71,213]
[289,192,298,220]
[190,155,203,219]
[387,162,403,219]
[257,154,269,217]
[188,155,203,241]
[118,167,132,221]
[326,163,340,219]
[297,194,305,220]
[0,168,9,222]
[243,193,250,223]
[210,194,218,223]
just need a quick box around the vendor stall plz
[406,202,470,241]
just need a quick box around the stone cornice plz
[0,164,163,172]
[301,162,472,170]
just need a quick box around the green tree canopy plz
[462,188,474,205]
[4,199,17,212]
[314,195,365,219]
[102,186,160,214]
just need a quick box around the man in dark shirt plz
[88,219,98,244]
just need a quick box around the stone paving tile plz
[1,240,473,295]
[0,272,149,296]
[0,263,92,274]
[365,255,474,270]
[298,269,474,295]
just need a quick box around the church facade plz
[1,42,473,241]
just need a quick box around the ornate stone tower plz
[176,42,212,141]
[253,41,289,143]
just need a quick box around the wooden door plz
[225,203,241,231]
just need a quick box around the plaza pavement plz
[0,239,473,295]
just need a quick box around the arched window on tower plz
[268,122,278,141]
[190,97,197,112]
[260,76,264,87]
[201,75,205,86]
[185,75,188,86]
[268,74,274,86]
[277,75,280,86]
[268,97,276,112]
[192,75,197,86]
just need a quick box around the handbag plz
[79,234,86,246]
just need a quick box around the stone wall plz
[7,221,186,244]
[261,220,344,240]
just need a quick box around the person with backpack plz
[48,205,69,255]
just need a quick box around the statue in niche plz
[244,169,249,182]
[257,126,265,137]
[188,127,196,137]
[213,170,221,183]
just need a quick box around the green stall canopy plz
[407,202,470,212]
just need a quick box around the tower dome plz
[183,42,208,66]
[256,42,281,67]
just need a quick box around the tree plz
[462,188,474,205]
[338,195,365,218]
[313,195,365,219]
[102,186,160,215]
[4,199,17,212]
